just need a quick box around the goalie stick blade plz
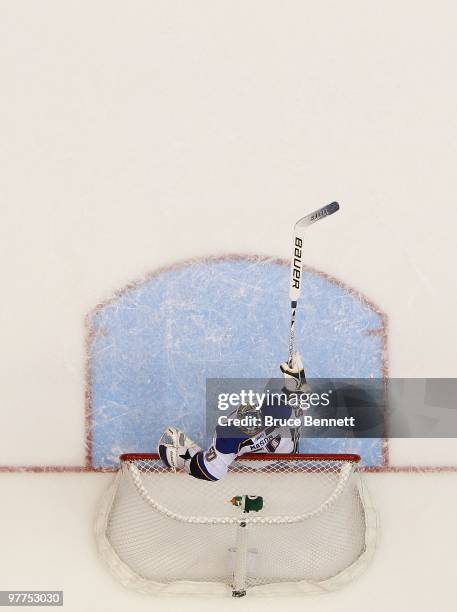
[295,201,340,230]
[289,201,340,301]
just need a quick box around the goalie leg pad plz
[159,426,198,450]
[157,427,201,471]
[158,443,174,468]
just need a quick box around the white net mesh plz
[96,454,377,597]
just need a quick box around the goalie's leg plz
[157,427,201,471]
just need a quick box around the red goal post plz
[119,452,362,463]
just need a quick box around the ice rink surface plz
[1,1,457,610]
[88,256,385,467]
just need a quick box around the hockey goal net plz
[96,453,376,597]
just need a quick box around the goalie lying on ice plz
[157,352,310,481]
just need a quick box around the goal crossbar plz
[120,452,361,463]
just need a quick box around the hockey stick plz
[287,201,340,366]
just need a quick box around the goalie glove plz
[157,427,201,471]
[280,351,311,394]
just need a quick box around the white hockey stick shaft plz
[287,201,340,365]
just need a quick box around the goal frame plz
[96,452,377,597]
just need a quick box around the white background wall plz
[1,2,456,610]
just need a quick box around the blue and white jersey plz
[188,396,298,481]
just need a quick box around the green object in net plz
[230,495,264,513]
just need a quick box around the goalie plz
[157,352,310,481]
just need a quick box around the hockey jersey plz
[188,395,298,481]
